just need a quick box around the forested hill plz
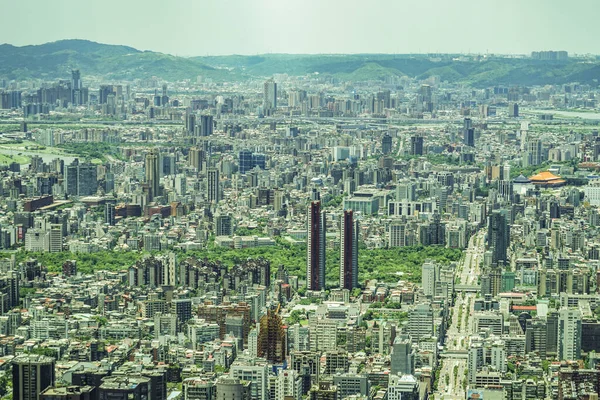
[1,39,599,87]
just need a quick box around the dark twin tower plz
[307,191,359,291]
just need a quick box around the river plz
[528,109,600,120]
[0,147,78,165]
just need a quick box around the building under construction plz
[257,307,286,363]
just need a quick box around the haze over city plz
[1,0,600,55]
[2,1,600,400]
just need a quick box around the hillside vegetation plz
[1,40,599,86]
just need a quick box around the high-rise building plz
[230,364,269,400]
[307,201,326,291]
[463,118,475,147]
[524,139,543,167]
[258,309,287,363]
[161,153,176,177]
[104,203,115,225]
[487,210,510,266]
[47,224,62,253]
[396,181,417,201]
[340,210,359,290]
[390,334,414,375]
[215,214,233,236]
[508,103,519,117]
[407,303,434,340]
[185,112,196,135]
[252,153,266,170]
[145,148,161,201]
[237,151,266,175]
[525,318,547,358]
[200,115,214,136]
[189,147,205,171]
[207,168,221,203]
[239,150,254,174]
[65,159,98,197]
[71,69,84,105]
[464,128,475,147]
[409,136,423,156]
[382,133,393,155]
[558,308,582,361]
[263,79,277,112]
[421,262,436,297]
[388,222,407,248]
[13,355,56,400]
[174,298,192,327]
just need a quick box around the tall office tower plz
[239,150,254,174]
[161,84,169,105]
[8,270,19,308]
[258,309,287,363]
[189,147,205,171]
[64,159,98,197]
[463,117,475,147]
[407,303,434,340]
[215,214,233,236]
[381,133,393,155]
[340,210,359,290]
[207,168,221,203]
[161,153,176,177]
[409,135,424,156]
[185,111,196,134]
[421,262,436,297]
[524,139,543,167]
[467,343,484,384]
[71,69,82,105]
[105,203,116,225]
[502,163,511,180]
[98,85,115,104]
[487,210,510,266]
[464,128,475,147]
[175,174,187,196]
[263,79,277,111]
[307,201,326,291]
[419,84,432,103]
[200,115,214,136]
[396,180,416,201]
[558,308,582,361]
[390,334,414,375]
[463,117,472,131]
[71,70,82,90]
[13,355,56,400]
[525,318,548,358]
[508,103,519,117]
[252,153,266,170]
[48,224,63,253]
[145,148,161,201]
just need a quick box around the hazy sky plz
[1,0,599,56]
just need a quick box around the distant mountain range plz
[1,39,599,87]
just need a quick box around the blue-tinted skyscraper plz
[488,210,510,266]
[239,150,253,174]
[252,153,266,170]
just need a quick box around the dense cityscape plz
[1,26,600,400]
